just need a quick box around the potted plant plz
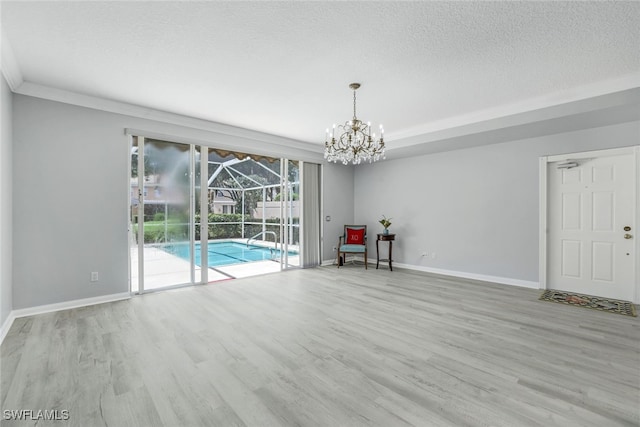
[379,215,392,235]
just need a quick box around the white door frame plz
[539,146,640,303]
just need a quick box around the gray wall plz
[10,91,639,310]
[355,121,640,282]
[1,76,13,325]
[12,94,329,309]
[321,163,355,263]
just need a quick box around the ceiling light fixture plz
[324,83,385,165]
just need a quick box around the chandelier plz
[324,83,385,165]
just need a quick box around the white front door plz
[547,150,636,301]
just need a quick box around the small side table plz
[376,233,395,271]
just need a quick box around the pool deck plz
[131,239,299,292]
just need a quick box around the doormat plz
[539,290,637,317]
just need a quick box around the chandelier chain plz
[353,89,357,120]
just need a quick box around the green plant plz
[274,192,299,201]
[379,215,392,229]
[140,219,189,243]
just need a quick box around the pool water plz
[164,241,296,267]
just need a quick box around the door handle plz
[624,234,633,239]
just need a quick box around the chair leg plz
[364,250,368,269]
[337,250,341,268]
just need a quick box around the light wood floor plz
[2,266,639,426]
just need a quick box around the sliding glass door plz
[129,136,303,293]
[130,137,197,292]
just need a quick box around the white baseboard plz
[325,257,542,289]
[0,311,17,345]
[1,292,131,345]
[388,261,540,289]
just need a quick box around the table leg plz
[376,239,380,269]
[389,241,393,271]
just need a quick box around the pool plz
[163,241,297,267]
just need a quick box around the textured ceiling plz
[2,1,639,147]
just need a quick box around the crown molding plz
[7,41,637,162]
[1,29,24,91]
[385,86,640,159]
[387,72,640,143]
[14,81,324,157]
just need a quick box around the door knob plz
[624,234,633,239]
[624,226,631,231]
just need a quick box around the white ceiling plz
[2,1,639,152]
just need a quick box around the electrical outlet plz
[421,252,428,257]
[332,246,337,252]
[91,272,99,282]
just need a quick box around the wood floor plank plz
[2,266,639,426]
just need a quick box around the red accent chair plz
[337,225,368,269]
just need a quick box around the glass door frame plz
[129,136,201,294]
[279,159,300,270]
